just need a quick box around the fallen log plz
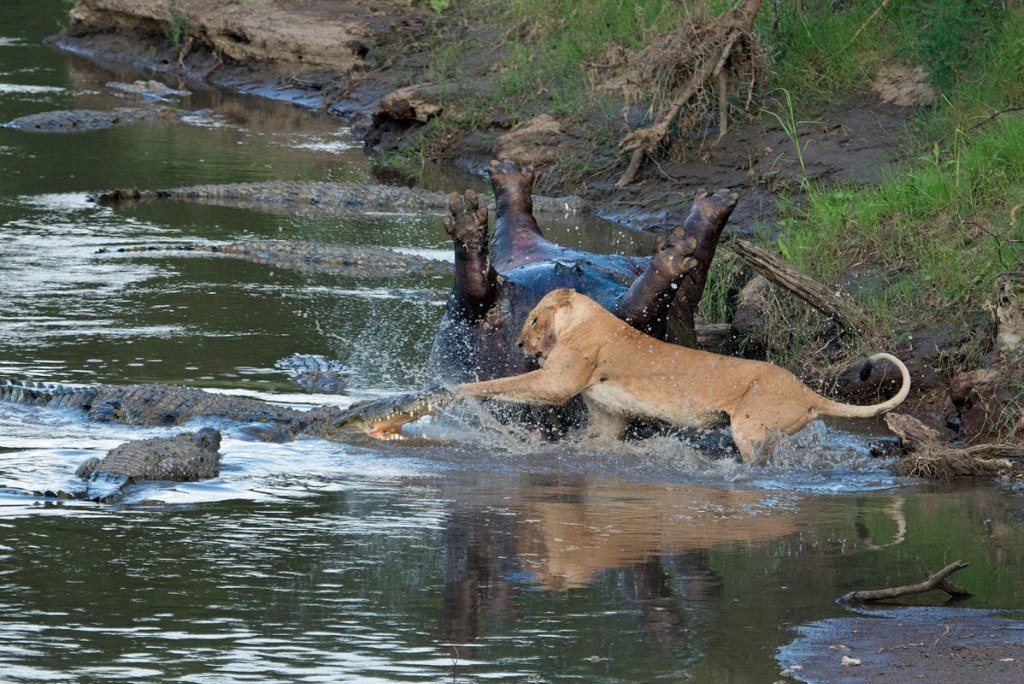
[731,239,869,333]
[837,561,971,605]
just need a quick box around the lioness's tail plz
[817,353,911,419]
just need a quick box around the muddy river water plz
[2,3,1023,682]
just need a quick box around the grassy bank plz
[762,2,1023,438]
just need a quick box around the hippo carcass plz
[427,160,737,430]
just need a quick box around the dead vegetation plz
[837,560,971,605]
[602,0,769,186]
[886,413,1023,480]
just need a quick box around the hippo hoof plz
[443,190,489,249]
[693,187,740,221]
[488,159,535,197]
[651,227,700,276]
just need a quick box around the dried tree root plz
[885,413,1021,480]
[731,238,868,332]
[615,0,764,186]
[837,561,971,605]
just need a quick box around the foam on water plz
[399,402,903,491]
[0,82,63,94]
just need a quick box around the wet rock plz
[832,355,908,404]
[494,114,568,169]
[729,274,769,357]
[949,364,1021,439]
[731,275,768,338]
[995,274,1023,353]
[374,83,443,124]
[837,266,889,300]
[871,64,936,107]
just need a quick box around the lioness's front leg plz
[459,369,580,406]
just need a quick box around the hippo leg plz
[443,189,498,321]
[486,159,557,268]
[612,189,739,345]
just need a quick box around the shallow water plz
[2,3,1024,682]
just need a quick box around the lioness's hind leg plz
[729,422,775,465]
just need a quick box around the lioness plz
[457,288,910,462]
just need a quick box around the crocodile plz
[73,427,222,502]
[4,107,194,132]
[0,378,305,428]
[92,180,585,216]
[106,79,191,100]
[96,240,453,279]
[0,378,443,443]
[275,353,349,394]
[314,386,455,440]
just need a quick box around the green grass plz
[765,0,1012,109]
[165,11,189,48]
[758,47,1023,435]
[775,111,1024,331]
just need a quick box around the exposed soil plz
[51,0,916,232]
[778,607,1024,684]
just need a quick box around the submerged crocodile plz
[97,240,453,279]
[0,378,304,428]
[93,180,585,216]
[275,353,349,394]
[4,107,194,132]
[73,427,222,502]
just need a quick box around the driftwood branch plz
[837,561,971,605]
[731,239,868,332]
[885,413,1021,479]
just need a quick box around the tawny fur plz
[458,289,911,462]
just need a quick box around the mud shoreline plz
[48,0,914,233]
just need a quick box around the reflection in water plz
[512,480,799,590]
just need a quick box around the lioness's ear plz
[554,288,574,308]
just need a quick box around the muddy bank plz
[49,0,913,233]
[50,0,436,130]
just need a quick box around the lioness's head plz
[518,288,576,360]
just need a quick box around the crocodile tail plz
[86,473,130,503]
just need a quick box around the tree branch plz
[837,561,971,604]
[731,239,868,332]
